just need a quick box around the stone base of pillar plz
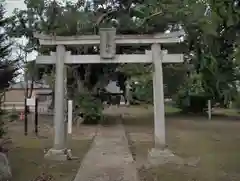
[146,148,184,168]
[44,148,69,161]
[154,136,166,150]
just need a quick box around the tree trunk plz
[27,77,34,98]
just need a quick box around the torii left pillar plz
[45,45,68,160]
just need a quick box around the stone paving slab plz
[73,125,139,181]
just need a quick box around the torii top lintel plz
[33,30,184,46]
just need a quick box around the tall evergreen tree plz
[0,4,19,137]
[0,4,18,92]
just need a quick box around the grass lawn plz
[165,104,181,114]
[123,105,240,181]
[6,119,94,181]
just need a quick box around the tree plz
[6,0,118,123]
[0,4,18,136]
[0,5,18,90]
[4,0,191,116]
[178,0,240,109]
[8,0,240,115]
[125,0,240,111]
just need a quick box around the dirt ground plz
[122,106,240,181]
[5,106,240,181]
[6,115,96,181]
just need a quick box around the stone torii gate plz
[34,29,184,160]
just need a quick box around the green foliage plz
[8,107,18,122]
[119,63,153,104]
[0,110,6,138]
[7,0,183,112]
[131,77,153,104]
[163,64,189,97]
[76,93,103,124]
[174,73,210,113]
[0,5,18,90]
[181,0,240,108]
[6,0,240,114]
[0,5,19,138]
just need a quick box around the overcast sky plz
[4,0,25,16]
[4,0,37,81]
[4,0,81,62]
[4,0,38,63]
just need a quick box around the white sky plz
[4,0,25,16]
[3,0,30,81]
[4,0,80,62]
[4,0,38,62]
[4,0,79,81]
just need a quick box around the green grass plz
[165,104,181,114]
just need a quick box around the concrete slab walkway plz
[73,124,139,181]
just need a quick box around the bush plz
[174,73,211,113]
[0,111,11,156]
[8,106,18,122]
[0,109,6,138]
[175,94,210,113]
[131,78,153,104]
[76,93,103,124]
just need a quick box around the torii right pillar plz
[152,43,165,148]
[148,43,179,166]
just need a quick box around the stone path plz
[73,124,139,181]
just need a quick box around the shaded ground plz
[6,115,96,181]
[122,106,240,181]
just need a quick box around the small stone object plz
[146,148,184,168]
[44,149,68,161]
[66,149,73,160]
[33,173,54,181]
[0,152,12,181]
[66,149,79,160]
